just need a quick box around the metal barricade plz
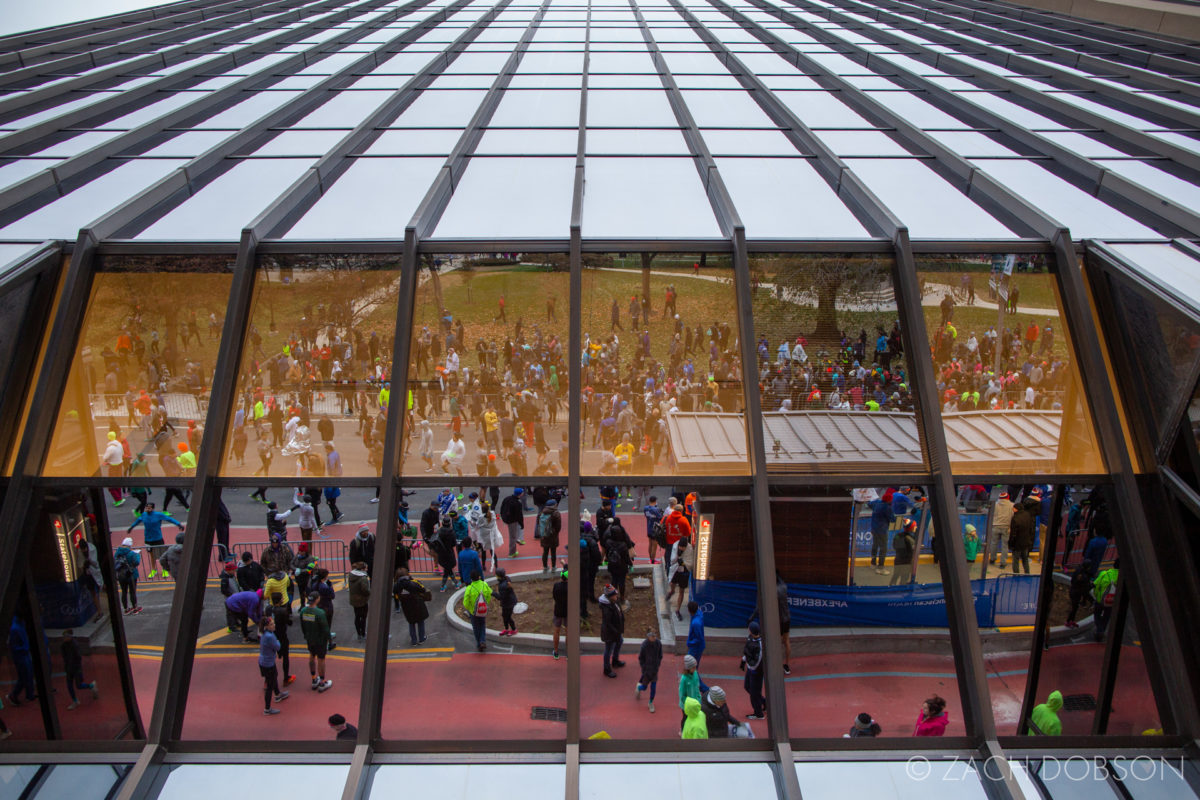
[231,538,349,583]
[88,392,206,420]
[399,536,439,576]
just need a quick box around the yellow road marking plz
[194,627,232,647]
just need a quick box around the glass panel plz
[283,158,444,239]
[401,256,569,479]
[581,158,723,238]
[716,159,871,238]
[369,764,566,799]
[582,487,764,740]
[580,253,746,476]
[43,255,234,477]
[25,764,129,799]
[431,157,576,239]
[586,90,678,126]
[1106,243,1200,325]
[158,765,349,798]
[1108,612,1163,736]
[796,761,990,799]
[749,253,924,473]
[582,763,777,798]
[136,158,316,240]
[1098,264,1200,446]
[220,253,401,478]
[916,253,1105,475]
[1027,485,1118,735]
[773,485,973,738]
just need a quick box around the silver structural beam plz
[0,0,306,84]
[663,0,900,238]
[0,0,223,57]
[732,0,1200,236]
[0,0,354,119]
[256,0,517,239]
[0,0,437,216]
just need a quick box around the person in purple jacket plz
[226,589,263,643]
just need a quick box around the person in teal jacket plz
[677,653,701,732]
[128,503,184,579]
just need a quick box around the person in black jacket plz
[392,567,431,645]
[599,584,625,678]
[551,568,568,660]
[635,627,662,713]
[499,488,526,558]
[267,591,294,685]
[419,500,440,543]
[739,622,766,719]
[237,551,265,592]
[495,568,519,635]
[537,499,562,571]
[1008,497,1039,575]
[605,521,635,601]
[580,522,601,608]
[60,629,97,709]
[350,525,376,577]
[213,499,232,561]
[433,519,458,590]
[701,686,740,738]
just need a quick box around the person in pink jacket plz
[913,695,950,736]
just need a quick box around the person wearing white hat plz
[114,537,142,614]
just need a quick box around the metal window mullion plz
[1015,486,1067,736]
[0,0,359,116]
[664,0,900,238]
[72,0,466,242]
[628,0,742,238]
[1048,227,1200,739]
[780,0,1200,176]
[353,229,419,749]
[728,228,803,799]
[401,0,554,238]
[737,0,1200,237]
[889,228,1012,757]
[0,0,439,217]
[255,0,518,239]
[0,0,308,87]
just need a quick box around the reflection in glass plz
[581,486,762,740]
[1027,485,1118,735]
[917,254,1104,475]
[776,486,975,737]
[580,255,746,477]
[748,253,924,473]
[44,255,235,477]
[223,254,402,478]
[401,256,569,478]
[382,484,566,741]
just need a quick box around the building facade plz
[1,0,1200,798]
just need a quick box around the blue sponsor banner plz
[34,580,94,629]
[692,574,1038,629]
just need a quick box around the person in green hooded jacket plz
[681,696,708,739]
[1029,690,1063,735]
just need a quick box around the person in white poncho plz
[470,500,503,573]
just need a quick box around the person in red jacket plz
[913,695,949,736]
[664,503,692,547]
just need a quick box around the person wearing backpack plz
[500,488,526,558]
[114,537,142,614]
[889,520,917,586]
[348,562,371,640]
[537,499,562,572]
[580,521,601,610]
[1092,559,1120,642]
[605,522,635,601]
[495,568,519,636]
[463,570,492,652]
[433,518,458,591]
[643,496,665,565]
[220,561,241,632]
[393,567,432,645]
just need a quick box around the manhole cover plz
[1061,694,1097,712]
[531,706,568,722]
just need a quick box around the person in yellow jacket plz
[681,696,708,739]
[378,382,391,413]
[613,433,635,475]
[1092,560,1119,642]
[176,442,197,476]
[463,570,492,652]
[1029,690,1063,736]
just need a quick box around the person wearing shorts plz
[299,593,333,692]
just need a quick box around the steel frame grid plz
[0,3,1198,800]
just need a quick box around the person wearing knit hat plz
[114,537,142,614]
[701,685,741,738]
[678,653,702,732]
[990,490,1015,569]
[846,712,882,738]
[963,523,980,564]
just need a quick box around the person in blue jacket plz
[687,600,710,694]
[868,497,896,574]
[6,618,36,705]
[457,540,484,585]
[127,502,184,579]
[226,589,263,643]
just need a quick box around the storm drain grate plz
[531,706,568,722]
[1061,694,1098,712]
